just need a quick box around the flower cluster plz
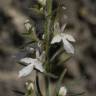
[17,0,76,96]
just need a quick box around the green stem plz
[44,0,52,96]
[45,0,52,71]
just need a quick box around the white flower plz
[59,86,67,96]
[51,23,75,54]
[51,33,75,54]
[18,58,44,77]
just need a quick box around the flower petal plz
[62,38,75,54]
[61,24,66,33]
[34,60,44,72]
[18,64,34,77]
[54,22,61,33]
[64,34,75,42]
[20,58,36,65]
[51,35,62,44]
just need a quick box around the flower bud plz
[59,86,67,96]
[26,81,34,91]
[38,0,46,6]
[24,20,31,31]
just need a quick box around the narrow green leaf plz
[34,68,58,79]
[45,76,50,96]
[35,71,43,96]
[55,69,67,96]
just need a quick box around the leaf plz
[55,69,67,96]
[44,72,58,79]
[34,68,58,79]
[50,48,63,62]
[58,52,72,64]
[35,72,43,96]
[45,76,50,96]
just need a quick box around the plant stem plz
[45,0,52,71]
[44,0,52,96]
